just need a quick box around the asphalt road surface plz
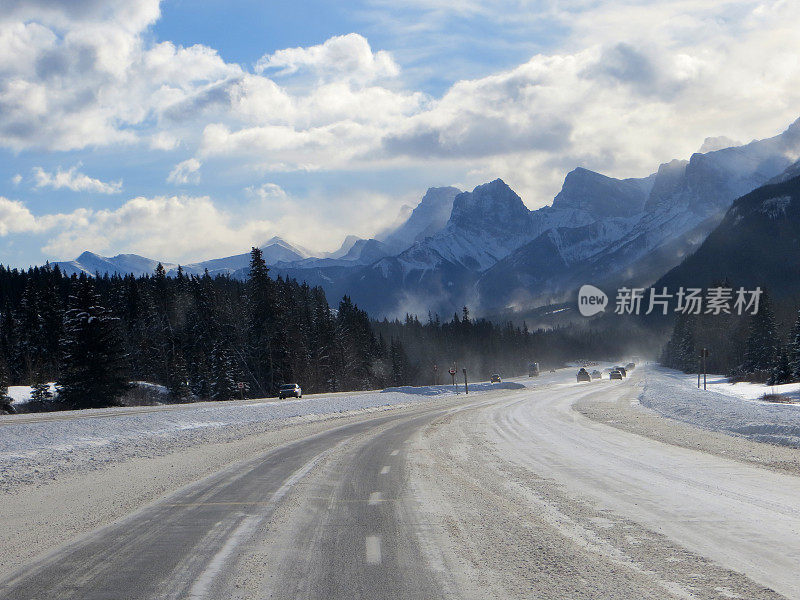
[3,370,800,599]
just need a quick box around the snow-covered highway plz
[2,367,799,599]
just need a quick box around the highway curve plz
[2,369,799,599]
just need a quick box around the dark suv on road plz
[577,368,591,382]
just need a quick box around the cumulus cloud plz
[40,195,275,260]
[4,0,800,262]
[1,186,403,262]
[0,196,38,235]
[32,164,122,194]
[167,158,201,185]
[0,1,240,151]
[255,33,399,84]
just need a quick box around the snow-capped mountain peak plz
[380,186,460,254]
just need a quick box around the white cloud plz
[149,131,180,150]
[40,195,272,260]
[0,196,37,235]
[255,33,399,84]
[32,164,122,194]
[3,0,800,262]
[167,158,201,185]
[8,186,403,262]
[11,174,22,186]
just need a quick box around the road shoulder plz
[574,374,800,477]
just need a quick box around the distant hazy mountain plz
[475,118,800,312]
[325,235,362,259]
[48,117,800,319]
[379,186,460,254]
[655,173,800,297]
[55,252,177,278]
[54,237,310,278]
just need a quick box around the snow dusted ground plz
[7,384,57,406]
[383,381,525,395]
[0,380,525,491]
[641,366,800,447]
[665,370,800,402]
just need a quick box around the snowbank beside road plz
[664,371,800,402]
[383,381,526,395]
[0,382,528,491]
[641,366,800,447]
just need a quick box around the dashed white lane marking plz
[390,450,399,456]
[368,491,383,505]
[380,466,390,475]
[366,536,382,565]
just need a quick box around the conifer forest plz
[0,248,639,411]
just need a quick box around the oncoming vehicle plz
[615,366,627,377]
[490,373,502,383]
[591,370,602,379]
[528,362,540,377]
[278,383,302,399]
[625,362,636,371]
[610,370,623,380]
[577,368,591,382]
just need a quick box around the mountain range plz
[655,172,800,297]
[52,118,800,318]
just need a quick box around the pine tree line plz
[661,288,800,384]
[1,248,648,411]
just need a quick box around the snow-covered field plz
[7,383,57,406]
[641,366,800,447]
[0,380,524,490]
[665,370,800,402]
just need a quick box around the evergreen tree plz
[57,280,130,409]
[741,290,779,381]
[768,346,792,386]
[389,337,411,386]
[167,349,192,401]
[30,365,53,408]
[246,247,276,395]
[0,355,12,414]
[788,309,800,381]
[210,342,237,400]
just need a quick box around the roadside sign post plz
[462,368,468,394]
[237,381,245,400]
[433,364,439,385]
[698,348,709,390]
[449,366,457,391]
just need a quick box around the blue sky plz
[1,0,800,268]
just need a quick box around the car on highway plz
[577,368,591,382]
[490,373,502,383]
[591,370,602,379]
[625,362,635,371]
[615,366,627,377]
[609,369,623,380]
[278,383,302,399]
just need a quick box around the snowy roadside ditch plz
[640,366,800,447]
[0,381,526,491]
